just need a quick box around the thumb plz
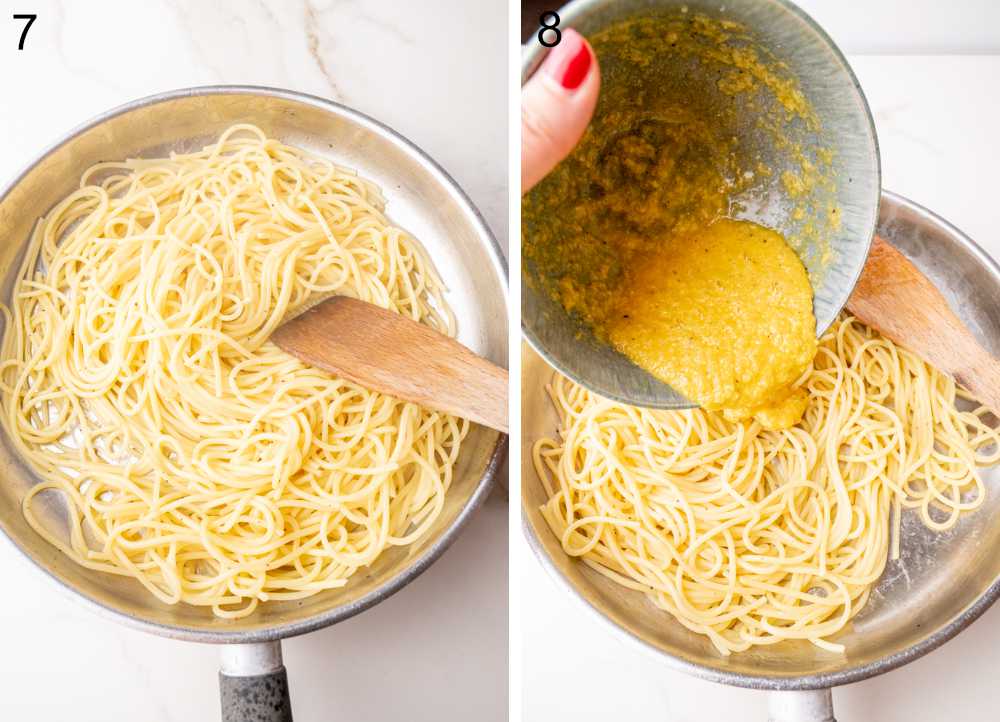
[521,29,600,194]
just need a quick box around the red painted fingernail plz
[542,29,591,91]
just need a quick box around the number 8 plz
[538,12,561,48]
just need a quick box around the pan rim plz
[0,84,509,643]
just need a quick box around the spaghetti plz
[534,316,1000,654]
[0,125,468,618]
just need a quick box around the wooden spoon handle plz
[846,235,1000,415]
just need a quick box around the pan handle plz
[219,641,293,722]
[767,689,836,722]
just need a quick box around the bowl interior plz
[521,0,880,408]
[0,88,507,641]
[522,192,1000,688]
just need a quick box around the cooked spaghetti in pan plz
[534,317,1000,654]
[0,125,467,618]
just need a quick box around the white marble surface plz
[0,1,507,720]
[792,0,1000,54]
[522,55,1000,721]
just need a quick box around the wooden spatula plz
[846,235,1000,414]
[270,296,508,433]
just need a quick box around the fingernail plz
[541,29,591,91]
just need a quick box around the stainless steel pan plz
[522,190,1000,721]
[0,86,508,721]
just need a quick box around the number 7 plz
[14,14,36,50]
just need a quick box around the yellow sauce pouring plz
[607,219,816,429]
[522,13,833,430]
